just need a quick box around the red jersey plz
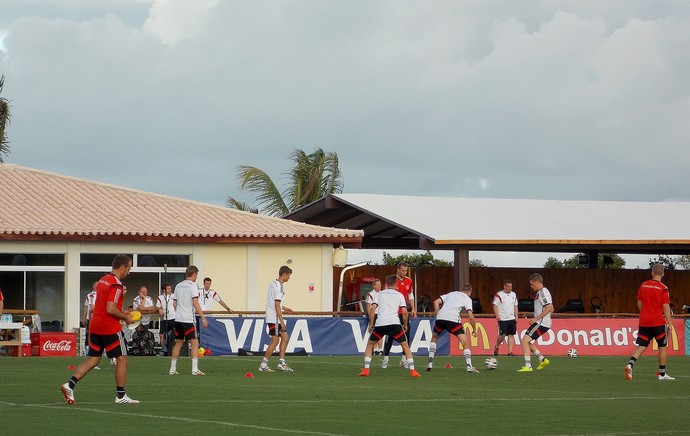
[396,275,413,314]
[89,273,125,335]
[637,279,670,327]
[0,289,3,302]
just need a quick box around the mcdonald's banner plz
[449,318,686,356]
[198,317,449,356]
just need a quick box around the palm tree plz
[227,148,344,216]
[0,76,11,162]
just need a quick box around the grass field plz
[0,354,688,435]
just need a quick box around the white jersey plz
[83,291,96,320]
[492,290,518,321]
[132,295,155,325]
[373,288,406,327]
[366,290,380,313]
[265,279,284,324]
[157,293,176,320]
[199,288,221,311]
[436,291,473,323]
[173,279,200,323]
[534,287,553,328]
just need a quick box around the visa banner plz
[198,317,449,356]
[449,318,685,356]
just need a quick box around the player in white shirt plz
[518,273,554,372]
[427,283,479,373]
[169,266,207,376]
[196,277,234,343]
[259,266,295,372]
[132,286,156,331]
[358,275,420,378]
[492,280,519,356]
[156,283,175,355]
[365,279,384,355]
[81,282,98,356]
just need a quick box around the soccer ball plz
[567,348,578,358]
[484,357,498,370]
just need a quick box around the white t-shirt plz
[265,279,284,324]
[366,290,380,314]
[83,291,96,320]
[373,288,406,327]
[199,288,222,311]
[132,295,155,325]
[173,280,200,323]
[534,287,553,328]
[157,293,176,320]
[436,291,473,323]
[492,290,518,321]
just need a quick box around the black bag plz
[130,330,156,356]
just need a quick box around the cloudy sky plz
[1,0,688,267]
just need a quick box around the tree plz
[227,148,343,216]
[649,255,676,270]
[0,75,11,162]
[544,253,626,269]
[382,251,456,267]
[674,255,690,270]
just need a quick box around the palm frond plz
[236,165,289,216]
[0,76,11,163]
[226,197,259,214]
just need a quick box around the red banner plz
[449,318,685,356]
[30,333,77,357]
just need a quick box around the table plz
[0,322,23,357]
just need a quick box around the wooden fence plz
[333,266,690,315]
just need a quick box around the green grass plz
[0,354,688,435]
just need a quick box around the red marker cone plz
[244,372,254,378]
[68,365,76,370]
[444,363,453,369]
[205,348,212,356]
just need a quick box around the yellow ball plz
[130,311,141,321]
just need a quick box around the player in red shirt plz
[625,263,675,381]
[60,254,141,404]
[381,262,417,368]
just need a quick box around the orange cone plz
[244,372,254,378]
[444,363,453,369]
[68,365,76,370]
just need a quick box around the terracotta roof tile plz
[0,165,363,244]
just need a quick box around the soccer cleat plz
[493,348,499,356]
[381,356,389,369]
[192,370,206,376]
[507,353,514,357]
[60,383,75,405]
[410,369,421,378]
[658,373,675,381]
[467,366,479,374]
[517,366,533,372]
[625,365,633,381]
[400,359,409,369]
[258,365,274,372]
[277,363,294,372]
[426,363,433,372]
[169,370,179,375]
[115,394,140,404]
[537,358,550,370]
[358,368,370,377]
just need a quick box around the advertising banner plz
[449,318,685,356]
[199,317,448,356]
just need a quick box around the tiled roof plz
[0,165,363,244]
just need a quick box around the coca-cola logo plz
[42,340,74,351]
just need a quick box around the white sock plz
[192,358,198,372]
[170,359,177,372]
[261,357,269,366]
[364,357,371,369]
[428,342,437,362]
[534,350,544,361]
[407,358,415,370]
[524,356,531,368]
[463,349,472,368]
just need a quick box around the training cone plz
[68,365,76,370]
[444,363,453,369]
[244,372,255,378]
[205,347,212,356]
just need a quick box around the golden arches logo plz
[651,324,679,351]
[457,322,490,350]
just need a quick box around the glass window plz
[25,271,65,327]
[136,255,189,268]
[80,254,134,267]
[0,271,25,309]
[0,254,64,266]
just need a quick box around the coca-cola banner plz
[449,318,686,356]
[30,333,77,357]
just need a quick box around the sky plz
[1,0,689,268]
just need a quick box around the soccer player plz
[157,283,175,356]
[427,284,480,373]
[60,254,139,405]
[382,262,416,369]
[517,273,553,372]
[169,265,208,376]
[197,277,234,343]
[625,263,675,381]
[365,278,384,355]
[259,265,295,372]
[359,275,421,378]
[81,281,97,356]
[492,280,519,356]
